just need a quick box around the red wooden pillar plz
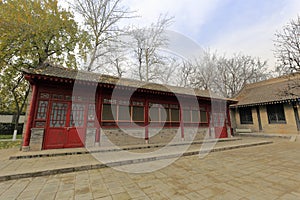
[145,99,149,143]
[180,106,184,140]
[22,84,38,151]
[95,87,102,145]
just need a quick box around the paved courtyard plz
[0,138,300,199]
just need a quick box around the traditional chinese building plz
[231,73,300,135]
[22,64,236,151]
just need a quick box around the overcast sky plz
[121,0,300,68]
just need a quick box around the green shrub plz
[0,141,21,149]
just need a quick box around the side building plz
[231,73,300,135]
[22,64,237,151]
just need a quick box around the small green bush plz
[0,141,21,149]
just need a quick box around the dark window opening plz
[170,108,180,122]
[102,104,117,121]
[191,109,199,123]
[160,107,168,122]
[118,105,131,121]
[183,110,191,122]
[132,106,144,122]
[149,107,160,122]
[267,104,286,124]
[239,107,253,124]
[200,108,208,123]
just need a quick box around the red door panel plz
[213,113,227,138]
[43,102,87,149]
[65,128,85,148]
[65,103,86,148]
[44,102,68,149]
[43,129,65,149]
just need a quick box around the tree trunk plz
[12,86,30,141]
[12,112,20,141]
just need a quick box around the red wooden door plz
[213,112,227,138]
[65,103,86,148]
[43,102,87,149]
[44,102,68,149]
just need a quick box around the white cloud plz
[61,0,300,69]
[209,0,300,68]
[123,0,223,33]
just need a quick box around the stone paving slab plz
[0,138,299,200]
[0,138,273,182]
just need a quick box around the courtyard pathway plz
[0,138,271,181]
[0,137,299,199]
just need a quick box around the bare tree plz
[129,14,173,82]
[176,60,195,87]
[274,16,300,73]
[185,50,270,98]
[189,50,218,90]
[214,54,269,97]
[72,0,135,72]
[158,57,182,85]
[102,40,128,77]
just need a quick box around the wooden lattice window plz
[52,94,64,100]
[88,104,96,121]
[36,100,48,120]
[40,92,50,99]
[50,103,67,128]
[87,104,96,128]
[35,93,49,127]
[70,103,85,127]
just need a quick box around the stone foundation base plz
[99,127,209,147]
[22,146,30,152]
[29,128,44,151]
[85,128,97,148]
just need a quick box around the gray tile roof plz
[233,73,300,107]
[23,64,237,102]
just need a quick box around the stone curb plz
[0,140,272,182]
[9,138,241,160]
[235,133,294,139]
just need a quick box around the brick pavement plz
[0,138,271,181]
[0,138,299,199]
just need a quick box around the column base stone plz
[22,146,30,152]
